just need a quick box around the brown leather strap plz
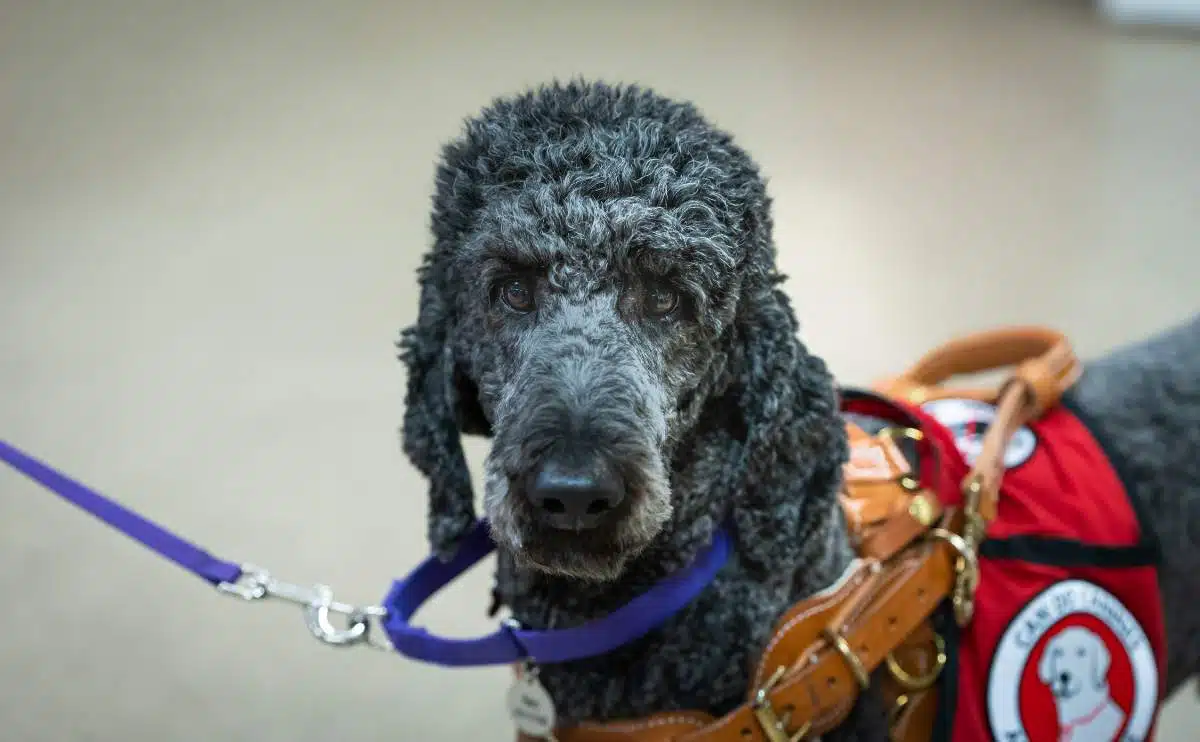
[888,684,939,742]
[680,539,958,742]
[750,559,881,692]
[528,715,715,742]
[1001,336,1082,418]
[960,380,1026,523]
[873,325,1082,416]
[544,538,957,742]
[859,503,938,563]
[873,325,1081,525]
[841,425,941,561]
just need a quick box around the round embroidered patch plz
[987,579,1158,742]
[921,397,1037,469]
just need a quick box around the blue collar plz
[382,520,732,666]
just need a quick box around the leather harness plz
[521,326,1083,742]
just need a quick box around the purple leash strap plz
[1,437,732,666]
[0,437,391,649]
[0,439,242,585]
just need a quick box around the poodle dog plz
[398,80,1200,740]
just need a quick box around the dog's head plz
[400,80,845,581]
[1039,626,1112,702]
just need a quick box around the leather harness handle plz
[874,325,1083,419]
[963,381,1028,523]
[877,325,1083,524]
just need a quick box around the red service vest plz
[883,391,1167,742]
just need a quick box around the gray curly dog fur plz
[398,79,1200,740]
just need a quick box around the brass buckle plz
[960,474,988,547]
[878,427,926,496]
[898,475,922,493]
[908,494,937,526]
[751,666,812,742]
[885,633,947,692]
[878,426,924,443]
[879,427,922,494]
[952,473,989,626]
[821,627,871,690]
[929,527,980,627]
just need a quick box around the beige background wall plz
[2,1,1197,739]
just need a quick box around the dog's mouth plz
[504,477,668,581]
[1050,674,1081,700]
[483,454,671,581]
[511,516,658,581]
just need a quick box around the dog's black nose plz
[525,453,625,530]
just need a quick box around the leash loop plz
[216,563,394,650]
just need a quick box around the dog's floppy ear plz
[399,250,491,561]
[1039,644,1059,684]
[1089,633,1112,687]
[716,282,849,574]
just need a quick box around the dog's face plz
[452,148,747,582]
[401,81,841,584]
[1039,626,1111,702]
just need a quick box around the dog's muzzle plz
[520,445,627,531]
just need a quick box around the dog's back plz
[1063,313,1200,697]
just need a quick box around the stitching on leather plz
[838,557,912,629]
[751,562,868,689]
[754,598,836,689]
[681,703,746,738]
[726,662,854,739]
[577,714,708,733]
[833,554,925,671]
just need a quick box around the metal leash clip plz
[952,473,988,627]
[216,563,394,652]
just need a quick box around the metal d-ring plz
[928,527,981,627]
[927,528,978,588]
[821,627,871,690]
[886,633,947,692]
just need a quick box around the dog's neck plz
[1057,685,1114,727]
[493,432,855,725]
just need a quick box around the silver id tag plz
[506,663,557,740]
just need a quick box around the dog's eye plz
[500,278,535,313]
[646,285,678,317]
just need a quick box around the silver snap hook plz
[302,585,372,647]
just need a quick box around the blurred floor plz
[1,0,1197,739]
